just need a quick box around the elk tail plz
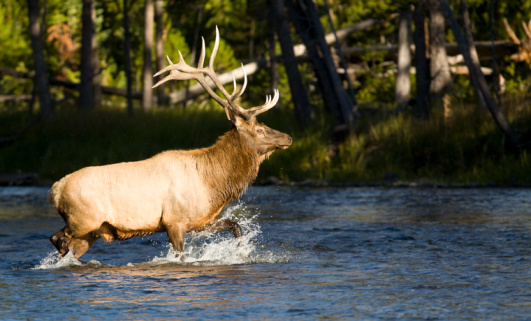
[47,175,70,207]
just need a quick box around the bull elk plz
[47,27,292,259]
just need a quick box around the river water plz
[0,186,530,320]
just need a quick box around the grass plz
[1,96,531,186]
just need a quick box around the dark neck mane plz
[195,127,261,210]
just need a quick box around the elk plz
[48,27,292,259]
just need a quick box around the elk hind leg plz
[199,219,242,238]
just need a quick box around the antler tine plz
[152,53,193,88]
[198,37,206,68]
[504,18,521,45]
[246,89,280,121]
[522,20,531,39]
[231,75,237,95]
[209,26,220,71]
[230,64,248,99]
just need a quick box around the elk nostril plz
[288,137,292,144]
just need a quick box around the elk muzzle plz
[277,134,292,150]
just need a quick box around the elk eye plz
[256,128,264,134]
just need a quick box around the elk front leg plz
[50,227,70,255]
[165,223,186,260]
[67,234,98,258]
[198,219,242,238]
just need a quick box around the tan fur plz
[48,123,291,258]
[47,174,69,207]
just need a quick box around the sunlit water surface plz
[0,186,530,320]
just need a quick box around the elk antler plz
[522,19,531,40]
[153,26,279,122]
[503,18,521,45]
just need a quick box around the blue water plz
[0,186,530,319]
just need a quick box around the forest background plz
[0,0,531,186]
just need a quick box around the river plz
[0,186,530,319]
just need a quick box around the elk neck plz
[195,127,262,210]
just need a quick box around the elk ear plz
[232,114,247,128]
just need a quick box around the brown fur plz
[197,128,261,215]
[48,121,291,258]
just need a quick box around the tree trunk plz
[286,0,354,129]
[489,0,502,105]
[249,18,256,60]
[428,0,453,98]
[395,8,412,110]
[27,0,53,120]
[414,0,430,118]
[79,0,101,110]
[323,0,357,110]
[332,14,399,43]
[123,0,134,115]
[460,0,487,109]
[439,0,522,148]
[154,0,165,106]
[142,0,154,112]
[184,3,205,109]
[270,0,314,128]
[267,2,280,107]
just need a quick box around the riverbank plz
[1,99,530,186]
[2,171,531,189]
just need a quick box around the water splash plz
[150,203,290,266]
[33,203,290,269]
[33,251,104,269]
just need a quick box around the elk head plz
[153,27,292,156]
[503,18,531,64]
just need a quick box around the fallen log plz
[0,95,33,103]
[341,41,517,61]
[171,41,516,105]
[0,67,142,99]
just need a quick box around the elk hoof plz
[174,252,185,262]
[233,223,242,238]
[58,237,71,256]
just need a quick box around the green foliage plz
[327,98,531,184]
[504,61,531,92]
[355,50,396,103]
[2,96,531,185]
[0,3,31,69]
[3,0,531,103]
[0,105,231,180]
